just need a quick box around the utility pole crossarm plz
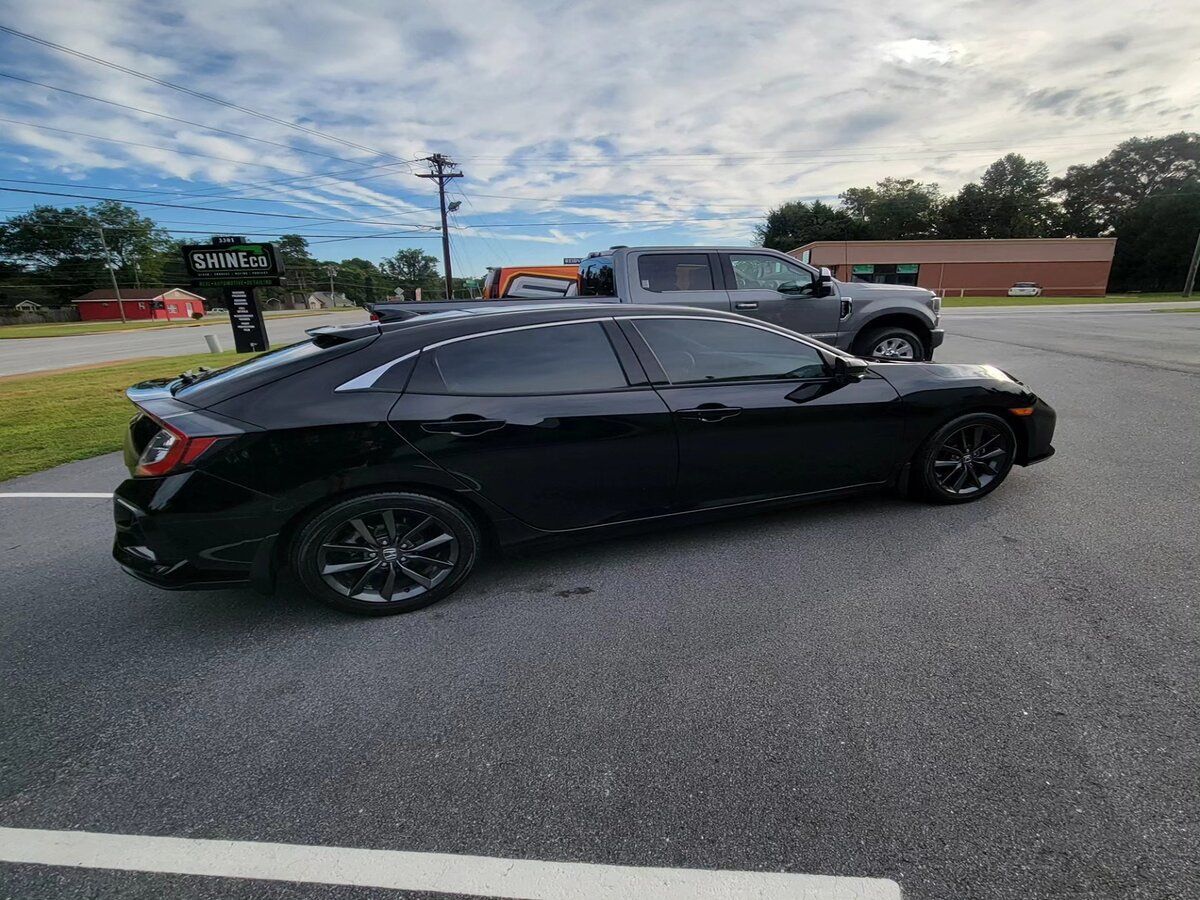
[416,153,462,300]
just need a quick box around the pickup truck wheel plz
[855,326,924,361]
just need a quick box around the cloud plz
[0,0,1197,265]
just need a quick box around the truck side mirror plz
[817,267,835,298]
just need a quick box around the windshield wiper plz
[169,366,213,394]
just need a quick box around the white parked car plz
[1007,282,1043,297]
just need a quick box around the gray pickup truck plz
[371,246,945,359]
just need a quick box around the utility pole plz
[96,226,127,324]
[416,153,462,300]
[325,265,338,304]
[1184,226,1200,298]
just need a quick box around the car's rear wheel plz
[913,413,1016,503]
[855,325,925,361]
[292,492,480,615]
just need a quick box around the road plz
[1,310,1197,899]
[0,311,368,377]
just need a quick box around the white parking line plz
[0,827,902,899]
[0,492,113,498]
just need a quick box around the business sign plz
[562,257,582,265]
[225,287,268,353]
[183,238,284,286]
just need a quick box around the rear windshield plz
[579,256,614,296]
[174,340,330,397]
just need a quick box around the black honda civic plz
[114,304,1055,615]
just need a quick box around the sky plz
[0,0,1198,281]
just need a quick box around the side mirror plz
[832,355,869,381]
[817,267,835,298]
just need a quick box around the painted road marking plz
[0,492,113,498]
[0,827,902,899]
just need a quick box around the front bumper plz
[1015,397,1056,466]
[927,328,945,358]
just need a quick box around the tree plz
[379,248,441,297]
[937,154,1062,238]
[0,201,169,303]
[839,177,942,239]
[755,200,869,251]
[1108,178,1200,292]
[1052,132,1200,235]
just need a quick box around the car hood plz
[868,360,1030,395]
[836,280,935,297]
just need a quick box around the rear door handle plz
[734,301,759,310]
[677,404,742,423]
[420,417,507,436]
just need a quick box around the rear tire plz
[912,413,1016,504]
[854,326,926,361]
[292,492,480,615]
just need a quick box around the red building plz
[73,288,207,321]
[791,238,1117,297]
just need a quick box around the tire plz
[911,413,1017,504]
[854,325,926,361]
[292,491,480,615]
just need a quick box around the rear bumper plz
[112,473,281,592]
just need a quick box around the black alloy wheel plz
[916,413,1016,503]
[293,492,479,614]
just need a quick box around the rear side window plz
[410,322,629,395]
[579,257,614,296]
[637,254,715,292]
[633,318,828,384]
[175,340,330,398]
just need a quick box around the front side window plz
[728,254,815,294]
[637,254,715,293]
[633,318,828,384]
[579,257,614,296]
[412,322,628,395]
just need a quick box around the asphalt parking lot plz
[1,307,1197,899]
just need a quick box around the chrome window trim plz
[335,350,420,392]
[422,316,614,350]
[624,314,853,359]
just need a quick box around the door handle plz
[677,404,742,423]
[420,417,507,436]
[734,301,759,310]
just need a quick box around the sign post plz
[182,236,285,353]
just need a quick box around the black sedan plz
[114,304,1055,615]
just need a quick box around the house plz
[13,299,43,312]
[72,288,207,321]
[791,238,1117,297]
[303,291,353,309]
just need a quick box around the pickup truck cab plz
[371,245,945,359]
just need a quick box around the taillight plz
[369,312,379,321]
[135,416,219,477]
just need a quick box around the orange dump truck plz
[482,265,579,299]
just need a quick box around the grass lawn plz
[0,349,257,482]
[943,293,1189,308]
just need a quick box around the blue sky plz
[1,0,1197,280]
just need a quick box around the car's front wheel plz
[912,413,1016,503]
[292,492,480,615]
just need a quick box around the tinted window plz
[634,318,827,384]
[413,322,628,395]
[579,257,614,296]
[175,340,331,397]
[728,254,814,293]
[637,254,715,292]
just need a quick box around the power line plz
[0,186,441,228]
[0,24,420,163]
[0,72,369,165]
[0,116,313,174]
